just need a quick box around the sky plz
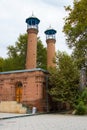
[0,0,73,58]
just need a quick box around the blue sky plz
[0,0,73,58]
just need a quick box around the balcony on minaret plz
[44,26,57,40]
[26,14,40,30]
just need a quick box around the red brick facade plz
[0,69,48,112]
[46,39,56,68]
[26,28,38,69]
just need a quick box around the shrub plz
[75,101,87,115]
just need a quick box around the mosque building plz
[0,14,57,112]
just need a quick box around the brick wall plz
[0,69,48,112]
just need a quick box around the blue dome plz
[45,27,57,35]
[26,15,40,25]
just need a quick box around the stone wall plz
[0,101,27,113]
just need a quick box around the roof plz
[26,14,40,25]
[44,26,57,35]
[0,68,49,75]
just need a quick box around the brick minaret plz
[25,14,40,69]
[44,26,57,69]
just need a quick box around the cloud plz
[0,0,73,58]
[41,0,73,8]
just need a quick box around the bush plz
[75,101,87,115]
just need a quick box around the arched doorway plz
[15,81,22,103]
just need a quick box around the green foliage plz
[37,38,47,69]
[63,0,87,68]
[81,88,87,103]
[48,51,80,106]
[1,33,47,71]
[74,88,87,115]
[7,33,27,70]
[0,57,4,71]
[75,100,87,115]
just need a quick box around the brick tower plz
[44,26,57,68]
[25,14,40,69]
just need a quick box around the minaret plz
[44,26,57,69]
[25,14,40,69]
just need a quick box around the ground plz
[0,113,87,130]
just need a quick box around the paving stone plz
[0,113,87,130]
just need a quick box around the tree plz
[75,88,87,115]
[48,51,80,106]
[0,57,4,72]
[37,39,47,69]
[63,0,87,68]
[4,34,27,70]
[7,33,27,70]
[3,33,47,71]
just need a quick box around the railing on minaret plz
[44,26,57,69]
[25,14,40,69]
